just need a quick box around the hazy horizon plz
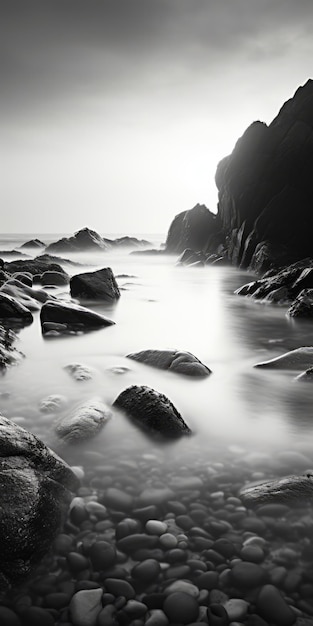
[2,0,313,234]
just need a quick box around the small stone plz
[176,515,194,531]
[159,533,178,549]
[231,562,267,588]
[256,584,296,626]
[224,598,249,621]
[164,580,199,598]
[138,488,174,506]
[163,592,199,624]
[104,578,135,600]
[240,545,265,563]
[0,607,21,626]
[168,476,204,490]
[117,533,158,554]
[124,600,148,618]
[97,605,117,626]
[105,488,134,511]
[197,571,219,590]
[70,589,103,626]
[89,541,117,570]
[145,609,169,626]
[131,559,161,582]
[145,520,167,535]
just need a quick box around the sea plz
[1,231,313,621]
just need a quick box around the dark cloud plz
[1,0,313,117]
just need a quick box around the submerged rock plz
[254,347,313,370]
[39,394,67,413]
[4,258,66,276]
[113,385,192,438]
[70,267,120,301]
[127,349,212,377]
[55,399,111,443]
[40,300,115,331]
[64,363,95,381]
[239,471,313,506]
[0,281,41,312]
[0,415,78,588]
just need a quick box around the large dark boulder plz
[127,349,212,377]
[113,385,192,438]
[215,79,313,270]
[70,268,120,301]
[40,300,115,332]
[165,203,221,254]
[0,292,33,323]
[0,416,78,588]
[45,227,111,253]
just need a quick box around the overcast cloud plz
[1,0,313,234]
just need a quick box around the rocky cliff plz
[165,203,221,254]
[215,79,313,272]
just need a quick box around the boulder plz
[113,236,152,248]
[240,472,313,506]
[55,399,111,443]
[113,385,192,438]
[254,347,313,370]
[40,300,115,331]
[12,272,33,286]
[287,288,313,318]
[40,271,70,286]
[0,282,41,312]
[2,278,52,303]
[4,259,66,276]
[45,227,111,253]
[0,325,24,372]
[165,203,221,254]
[0,415,78,588]
[215,79,313,269]
[295,367,313,381]
[127,349,212,377]
[70,267,120,301]
[0,292,33,323]
[64,363,95,381]
[20,239,45,249]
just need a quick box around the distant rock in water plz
[20,238,45,249]
[40,300,115,332]
[0,415,78,588]
[0,250,30,258]
[114,236,152,248]
[127,349,212,377]
[45,227,111,253]
[70,268,120,301]
[165,203,221,254]
[215,79,313,270]
[240,472,313,506]
[113,385,192,438]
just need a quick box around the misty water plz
[3,235,313,622]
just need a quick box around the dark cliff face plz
[165,203,221,254]
[215,79,313,271]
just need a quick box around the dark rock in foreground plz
[55,399,111,443]
[0,292,33,323]
[165,203,221,254]
[70,267,120,301]
[287,288,313,318]
[127,349,212,377]
[20,238,45,249]
[254,347,313,370]
[113,385,192,438]
[0,415,78,588]
[40,300,115,332]
[0,325,24,372]
[240,472,313,506]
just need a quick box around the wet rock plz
[240,472,313,505]
[64,363,96,381]
[4,258,66,276]
[104,578,135,599]
[255,584,296,626]
[117,534,159,554]
[163,591,199,624]
[131,559,161,582]
[0,281,41,311]
[145,520,167,535]
[165,203,220,254]
[224,599,249,621]
[3,278,52,303]
[70,267,120,301]
[164,580,199,598]
[89,541,116,570]
[296,367,313,381]
[0,415,78,588]
[40,270,70,286]
[39,394,67,413]
[12,272,33,286]
[0,325,24,371]
[288,289,313,318]
[230,562,267,588]
[254,347,313,370]
[55,399,111,443]
[69,588,103,626]
[40,299,115,331]
[0,292,33,323]
[113,385,192,438]
[126,349,211,377]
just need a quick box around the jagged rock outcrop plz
[165,203,221,254]
[45,227,111,253]
[20,238,45,249]
[215,79,313,271]
[70,268,120,301]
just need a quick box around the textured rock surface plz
[240,472,313,506]
[70,267,120,301]
[113,385,192,438]
[215,79,313,270]
[55,399,111,443]
[4,258,66,276]
[254,347,313,370]
[40,300,114,331]
[0,325,24,371]
[0,292,33,323]
[0,415,78,588]
[127,349,212,376]
[165,203,221,254]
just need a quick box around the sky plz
[1,0,313,235]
